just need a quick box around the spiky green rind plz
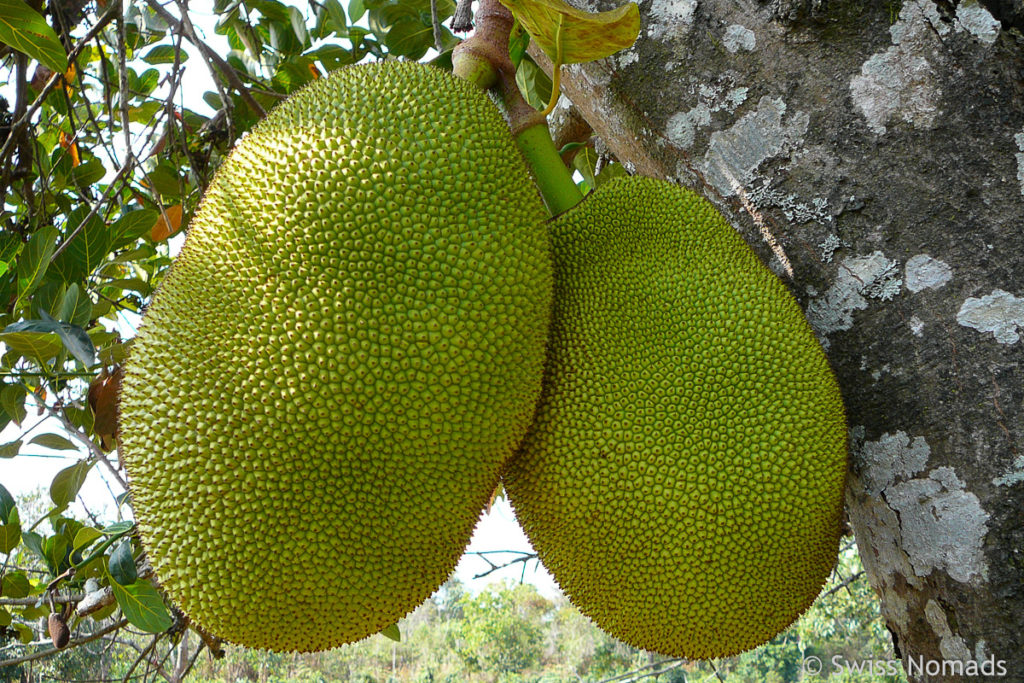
[503,176,847,659]
[119,62,553,652]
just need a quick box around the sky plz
[0,0,561,599]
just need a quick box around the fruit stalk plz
[453,0,583,215]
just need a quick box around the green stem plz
[452,0,584,216]
[514,121,582,216]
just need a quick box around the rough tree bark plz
[533,0,1023,680]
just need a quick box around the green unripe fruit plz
[503,176,847,659]
[119,62,553,652]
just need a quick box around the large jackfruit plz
[503,176,847,659]
[118,62,553,652]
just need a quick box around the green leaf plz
[381,623,401,641]
[0,483,15,519]
[72,159,105,187]
[0,520,20,554]
[42,533,68,573]
[0,439,21,458]
[0,230,21,266]
[22,530,44,563]
[0,385,27,427]
[202,91,223,111]
[52,206,112,283]
[573,145,598,191]
[509,21,530,67]
[516,57,553,110]
[109,578,173,633]
[59,283,93,328]
[128,101,163,124]
[3,311,96,367]
[250,0,291,22]
[72,526,103,552]
[101,278,152,297]
[498,0,639,65]
[349,0,366,22]
[0,608,9,626]
[108,539,137,585]
[0,330,64,364]
[0,0,68,73]
[132,67,160,96]
[324,0,349,32]
[16,224,59,305]
[384,18,433,58]
[111,209,159,248]
[145,163,182,198]
[30,433,78,451]
[12,621,33,643]
[289,5,308,45]
[307,44,352,70]
[0,571,31,598]
[102,521,134,536]
[32,279,67,320]
[50,459,94,508]
[0,491,19,554]
[142,44,188,64]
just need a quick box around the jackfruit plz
[503,176,847,659]
[118,62,553,652]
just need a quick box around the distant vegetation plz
[180,542,906,683]
[1,485,905,683]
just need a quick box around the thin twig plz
[468,550,538,580]
[50,154,135,264]
[0,618,129,669]
[595,657,688,683]
[119,632,171,683]
[145,0,266,119]
[430,0,444,51]
[0,593,83,607]
[176,636,206,682]
[0,2,119,169]
[43,400,129,491]
[115,0,134,160]
[820,570,865,599]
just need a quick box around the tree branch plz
[0,618,129,669]
[143,0,266,119]
[468,550,538,580]
[0,2,119,170]
[44,400,128,491]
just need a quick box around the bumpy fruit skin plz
[118,62,552,652]
[503,176,847,659]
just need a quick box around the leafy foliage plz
[0,0,477,676]
[180,550,907,683]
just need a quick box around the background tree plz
[1,0,1018,681]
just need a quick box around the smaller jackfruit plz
[118,62,553,652]
[503,176,847,659]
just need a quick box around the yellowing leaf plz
[59,131,80,167]
[151,205,182,242]
[498,0,639,65]
[88,366,123,451]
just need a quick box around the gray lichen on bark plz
[537,0,1024,679]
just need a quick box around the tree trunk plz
[538,0,1024,679]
